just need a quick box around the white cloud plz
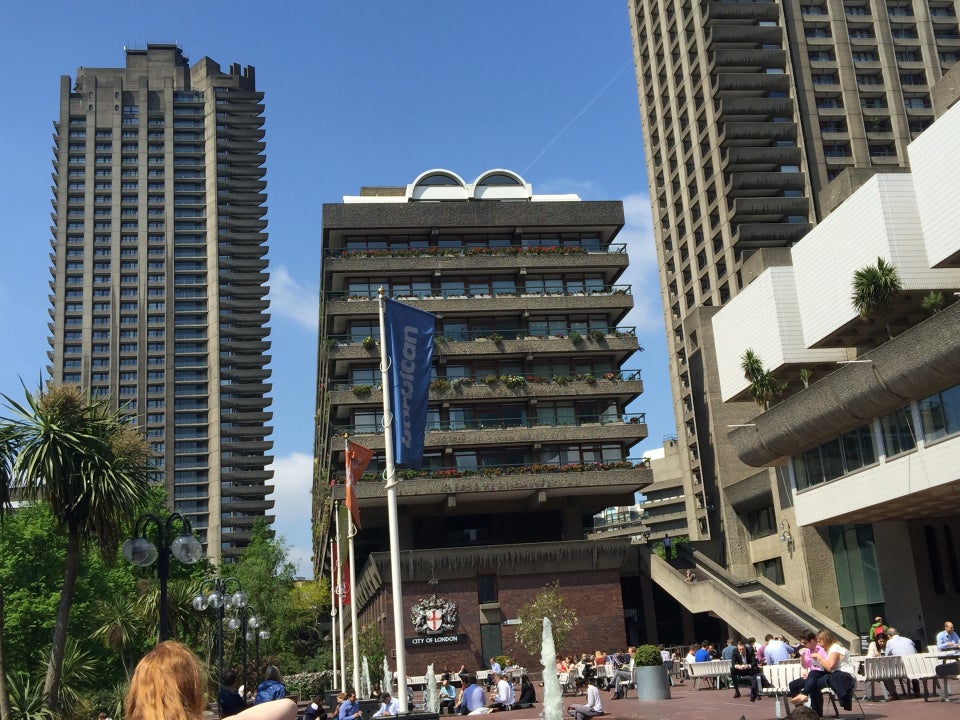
[268,266,319,330]
[617,191,666,334]
[533,177,605,198]
[267,451,315,577]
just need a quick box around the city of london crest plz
[410,594,458,635]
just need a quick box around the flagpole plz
[335,501,347,687]
[346,438,361,694]
[329,539,338,691]
[378,287,408,712]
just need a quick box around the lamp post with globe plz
[193,577,248,689]
[232,604,270,691]
[122,512,204,641]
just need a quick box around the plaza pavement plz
[452,680,960,720]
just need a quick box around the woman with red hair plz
[125,641,297,720]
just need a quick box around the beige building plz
[627,0,960,623]
[47,44,274,562]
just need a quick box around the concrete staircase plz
[645,546,856,646]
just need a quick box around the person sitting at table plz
[938,620,959,651]
[372,693,399,718]
[455,674,486,715]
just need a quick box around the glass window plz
[918,383,960,442]
[880,406,916,456]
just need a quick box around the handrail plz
[677,544,858,645]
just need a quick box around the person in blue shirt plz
[720,639,736,662]
[694,642,711,663]
[455,674,486,715]
[937,620,959,651]
[338,692,362,720]
[255,667,286,704]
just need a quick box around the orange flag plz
[345,440,374,530]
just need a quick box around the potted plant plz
[362,336,377,350]
[633,644,670,701]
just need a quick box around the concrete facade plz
[47,45,273,562]
[719,98,960,639]
[314,171,659,664]
[627,0,960,622]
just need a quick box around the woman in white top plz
[789,629,856,716]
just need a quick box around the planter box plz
[634,665,671,701]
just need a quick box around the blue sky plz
[0,1,676,576]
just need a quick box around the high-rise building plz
[313,169,654,666]
[627,0,960,616]
[47,44,273,563]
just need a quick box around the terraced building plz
[313,169,652,666]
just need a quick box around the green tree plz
[357,622,386,687]
[0,384,153,712]
[851,256,902,340]
[514,581,579,654]
[740,349,786,409]
[921,290,945,314]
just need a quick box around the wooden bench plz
[686,659,731,690]
[863,655,907,701]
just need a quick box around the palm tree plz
[0,384,153,713]
[851,257,902,340]
[740,349,786,409]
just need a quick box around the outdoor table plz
[934,652,960,702]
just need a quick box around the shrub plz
[351,384,372,397]
[634,644,663,667]
[362,336,377,350]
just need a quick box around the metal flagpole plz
[346,439,362,694]
[378,287,408,712]
[329,539,338,691]
[335,502,347,687]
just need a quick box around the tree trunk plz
[43,531,81,713]
[0,588,12,720]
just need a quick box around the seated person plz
[566,678,603,720]
[372,693,399,718]
[303,696,324,720]
[516,674,537,709]
[788,630,856,718]
[488,673,515,711]
[338,692,362,720]
[454,674,486,715]
[218,669,248,718]
[438,677,457,715]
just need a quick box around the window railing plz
[328,285,632,301]
[326,243,627,258]
[338,412,645,437]
[329,457,649,483]
[324,325,638,348]
[334,368,643,393]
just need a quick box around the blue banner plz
[384,298,435,470]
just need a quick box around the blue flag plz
[384,298,435,469]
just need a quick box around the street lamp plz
[240,607,271,689]
[193,577,248,690]
[122,512,204,641]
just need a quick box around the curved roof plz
[406,168,532,201]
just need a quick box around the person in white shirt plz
[488,673,515,711]
[567,677,603,720]
[372,693,400,717]
[885,627,920,697]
